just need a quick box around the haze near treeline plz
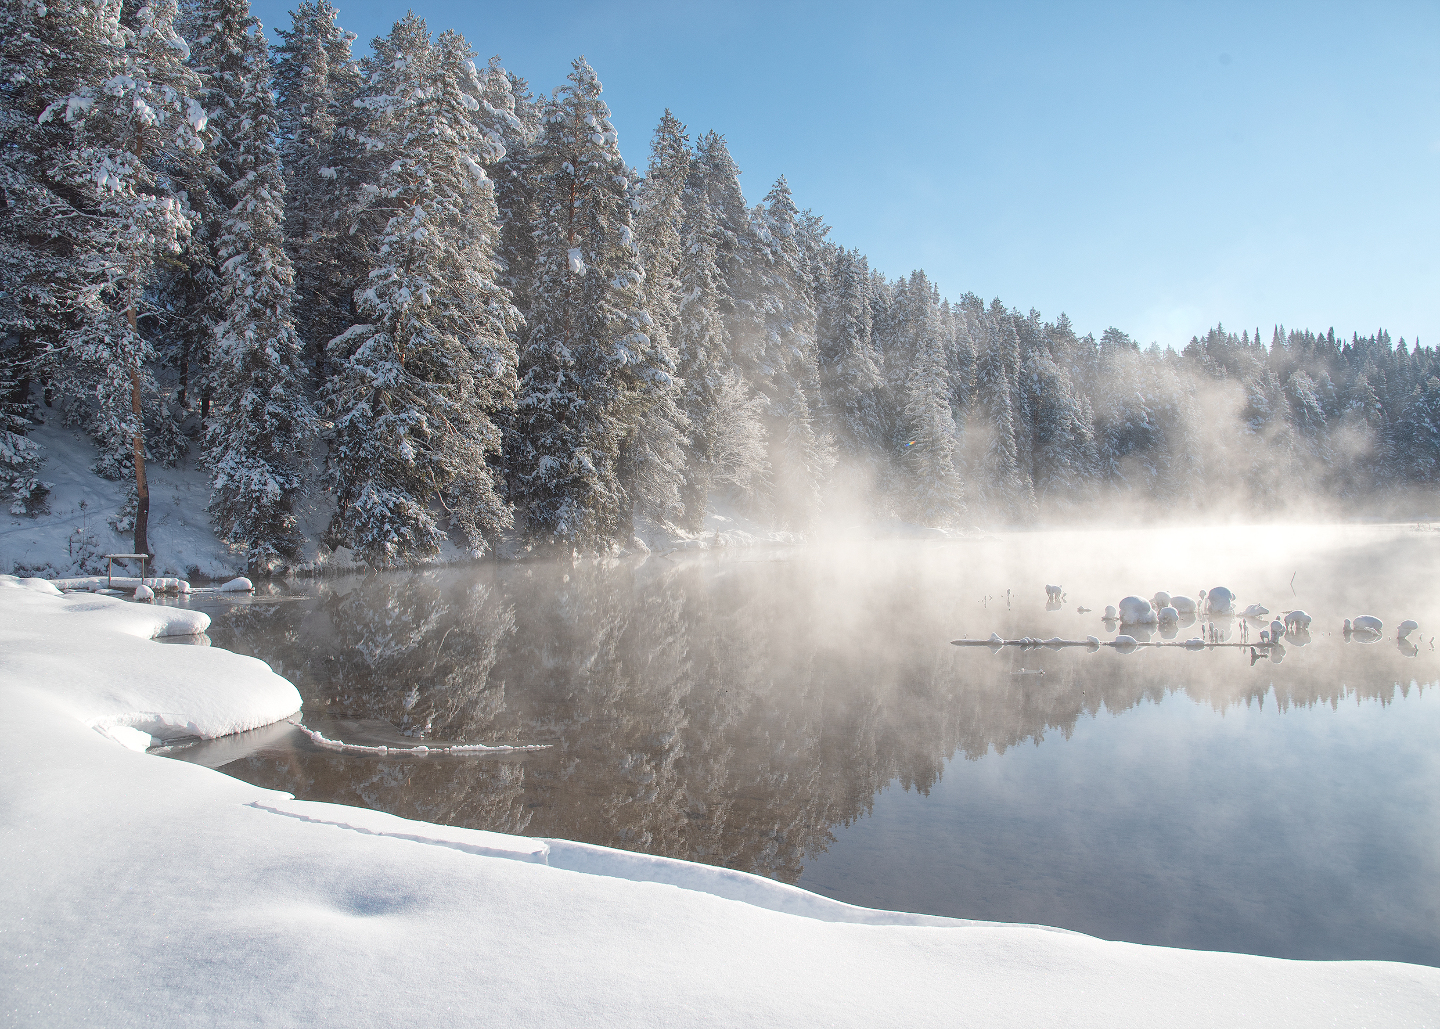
[2,0,1435,574]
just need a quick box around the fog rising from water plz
[177,524,1440,962]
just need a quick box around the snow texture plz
[2,578,1438,1027]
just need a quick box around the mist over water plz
[170,524,1440,964]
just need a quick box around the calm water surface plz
[165,525,1440,965]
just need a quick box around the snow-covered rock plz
[1204,587,1235,615]
[219,576,254,592]
[1284,610,1312,630]
[1117,596,1157,624]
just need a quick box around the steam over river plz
[166,524,1440,965]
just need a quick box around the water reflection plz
[174,528,1440,964]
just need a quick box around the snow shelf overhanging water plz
[1,575,1436,1028]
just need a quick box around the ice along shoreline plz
[2,574,1437,1028]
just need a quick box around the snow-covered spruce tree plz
[0,0,71,512]
[816,247,885,461]
[508,58,671,549]
[634,111,688,360]
[273,0,362,382]
[972,306,1032,519]
[0,347,49,514]
[491,62,543,322]
[40,0,207,556]
[323,17,519,566]
[1015,314,1092,513]
[1401,376,1440,484]
[0,0,68,324]
[899,329,963,525]
[186,0,316,571]
[669,135,735,528]
[625,110,696,530]
[708,367,770,500]
[742,177,833,526]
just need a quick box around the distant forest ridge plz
[2,0,1434,572]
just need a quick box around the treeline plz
[2,1,1435,571]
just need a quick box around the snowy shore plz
[2,576,1436,1027]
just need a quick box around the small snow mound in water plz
[1110,635,1139,653]
[1151,591,1171,611]
[219,577,254,593]
[1157,606,1179,624]
[1170,595,1197,615]
[1183,638,1206,650]
[1351,615,1383,633]
[1117,596,1157,624]
[1205,587,1235,615]
[1243,604,1269,619]
[1284,610,1312,629]
[1398,620,1418,638]
[133,583,155,602]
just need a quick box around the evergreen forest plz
[3,0,1436,571]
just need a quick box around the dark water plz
[164,526,1440,965]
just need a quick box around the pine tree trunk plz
[128,317,151,558]
[127,128,151,558]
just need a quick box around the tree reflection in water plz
[197,541,1436,888]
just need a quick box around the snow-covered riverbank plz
[2,575,1436,1028]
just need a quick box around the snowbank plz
[0,575,296,740]
[0,421,246,580]
[1,578,1436,1027]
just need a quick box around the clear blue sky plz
[250,0,1440,350]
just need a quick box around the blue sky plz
[249,0,1440,350]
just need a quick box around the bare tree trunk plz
[128,306,151,558]
[127,128,151,558]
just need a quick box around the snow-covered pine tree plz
[39,0,208,556]
[708,367,770,500]
[749,177,833,526]
[491,63,543,322]
[508,58,670,549]
[691,131,754,336]
[273,0,362,382]
[899,328,963,525]
[324,17,519,565]
[621,111,694,531]
[670,135,740,527]
[0,0,74,511]
[634,111,687,378]
[1401,376,1440,484]
[816,246,885,460]
[0,346,49,515]
[188,0,316,571]
[1015,313,1091,513]
[972,305,1031,519]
